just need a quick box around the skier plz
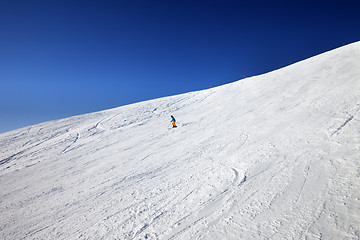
[171,115,177,128]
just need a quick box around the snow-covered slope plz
[1,42,360,240]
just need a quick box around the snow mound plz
[1,42,360,239]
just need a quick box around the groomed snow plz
[1,42,360,239]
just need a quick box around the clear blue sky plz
[1,0,359,133]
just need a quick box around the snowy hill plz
[1,42,360,239]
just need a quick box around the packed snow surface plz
[1,42,360,239]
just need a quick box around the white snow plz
[1,42,360,239]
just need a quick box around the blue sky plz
[1,0,359,133]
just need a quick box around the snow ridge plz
[1,42,360,239]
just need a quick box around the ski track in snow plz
[1,42,360,240]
